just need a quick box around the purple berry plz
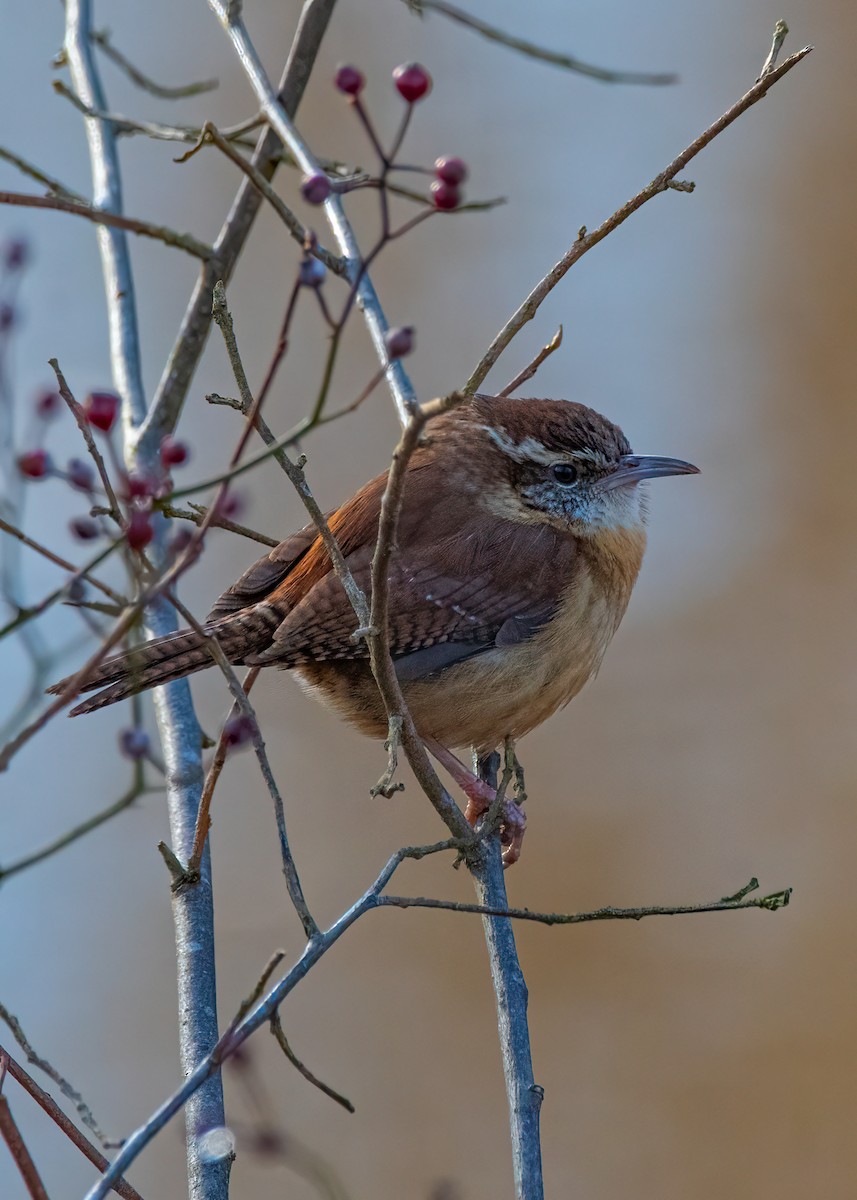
[125,472,156,501]
[430,179,461,211]
[393,62,431,103]
[434,156,468,185]
[70,516,99,540]
[36,388,62,420]
[160,436,189,467]
[214,490,245,522]
[168,525,195,557]
[298,256,327,288]
[17,449,50,479]
[68,458,95,491]
[334,64,365,96]
[4,239,29,271]
[300,173,331,205]
[384,326,415,359]
[126,509,153,551]
[84,390,119,433]
[222,712,256,750]
[0,304,16,332]
[119,727,150,760]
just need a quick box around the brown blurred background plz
[1,1,855,1197]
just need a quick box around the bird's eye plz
[551,463,578,485]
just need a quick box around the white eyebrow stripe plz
[478,425,607,467]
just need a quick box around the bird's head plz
[441,394,698,536]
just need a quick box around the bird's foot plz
[424,738,527,867]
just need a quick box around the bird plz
[49,394,698,864]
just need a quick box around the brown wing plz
[206,521,321,621]
[240,462,576,676]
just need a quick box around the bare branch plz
[0,144,83,200]
[0,1063,50,1200]
[158,502,279,547]
[207,0,420,426]
[759,19,790,79]
[0,1046,143,1200]
[270,1013,355,1114]
[50,359,123,521]
[413,0,677,86]
[0,1004,108,1144]
[139,0,338,451]
[90,28,218,98]
[0,191,213,261]
[464,43,812,392]
[498,325,563,397]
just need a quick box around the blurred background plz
[1,1,854,1197]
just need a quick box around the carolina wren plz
[51,395,697,863]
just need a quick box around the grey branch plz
[464,42,812,393]
[207,0,420,427]
[414,0,677,86]
[138,0,337,451]
[90,27,218,98]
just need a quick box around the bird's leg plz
[423,738,527,866]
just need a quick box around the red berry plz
[17,449,50,479]
[300,173,331,205]
[334,64,364,96]
[35,388,62,419]
[125,471,156,501]
[393,62,431,103]
[434,156,468,185]
[126,509,153,551]
[84,390,119,433]
[119,727,150,760]
[67,457,95,491]
[222,713,256,750]
[160,436,189,467]
[384,326,415,359]
[70,516,99,540]
[430,179,461,211]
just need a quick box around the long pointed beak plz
[600,454,700,490]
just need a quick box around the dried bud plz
[17,449,51,479]
[160,436,189,468]
[222,712,256,750]
[434,156,468,185]
[126,509,153,551]
[384,325,415,359]
[67,457,95,492]
[119,727,150,760]
[84,390,119,433]
[430,179,461,211]
[393,62,432,103]
[300,173,332,205]
[298,256,326,288]
[4,238,29,271]
[69,516,100,540]
[334,64,365,96]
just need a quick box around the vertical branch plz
[63,4,229,1198]
[472,753,543,1200]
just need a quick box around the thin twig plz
[50,359,123,521]
[0,768,154,883]
[414,0,677,86]
[178,122,345,275]
[0,1046,143,1200]
[0,1004,107,1144]
[90,28,218,98]
[0,1070,50,1200]
[0,144,83,200]
[379,879,793,923]
[759,19,789,79]
[158,502,279,547]
[139,0,338,450]
[81,839,466,1200]
[207,0,420,426]
[0,191,213,262]
[464,43,812,392]
[270,1012,355,1113]
[498,325,563,397]
[0,517,124,604]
